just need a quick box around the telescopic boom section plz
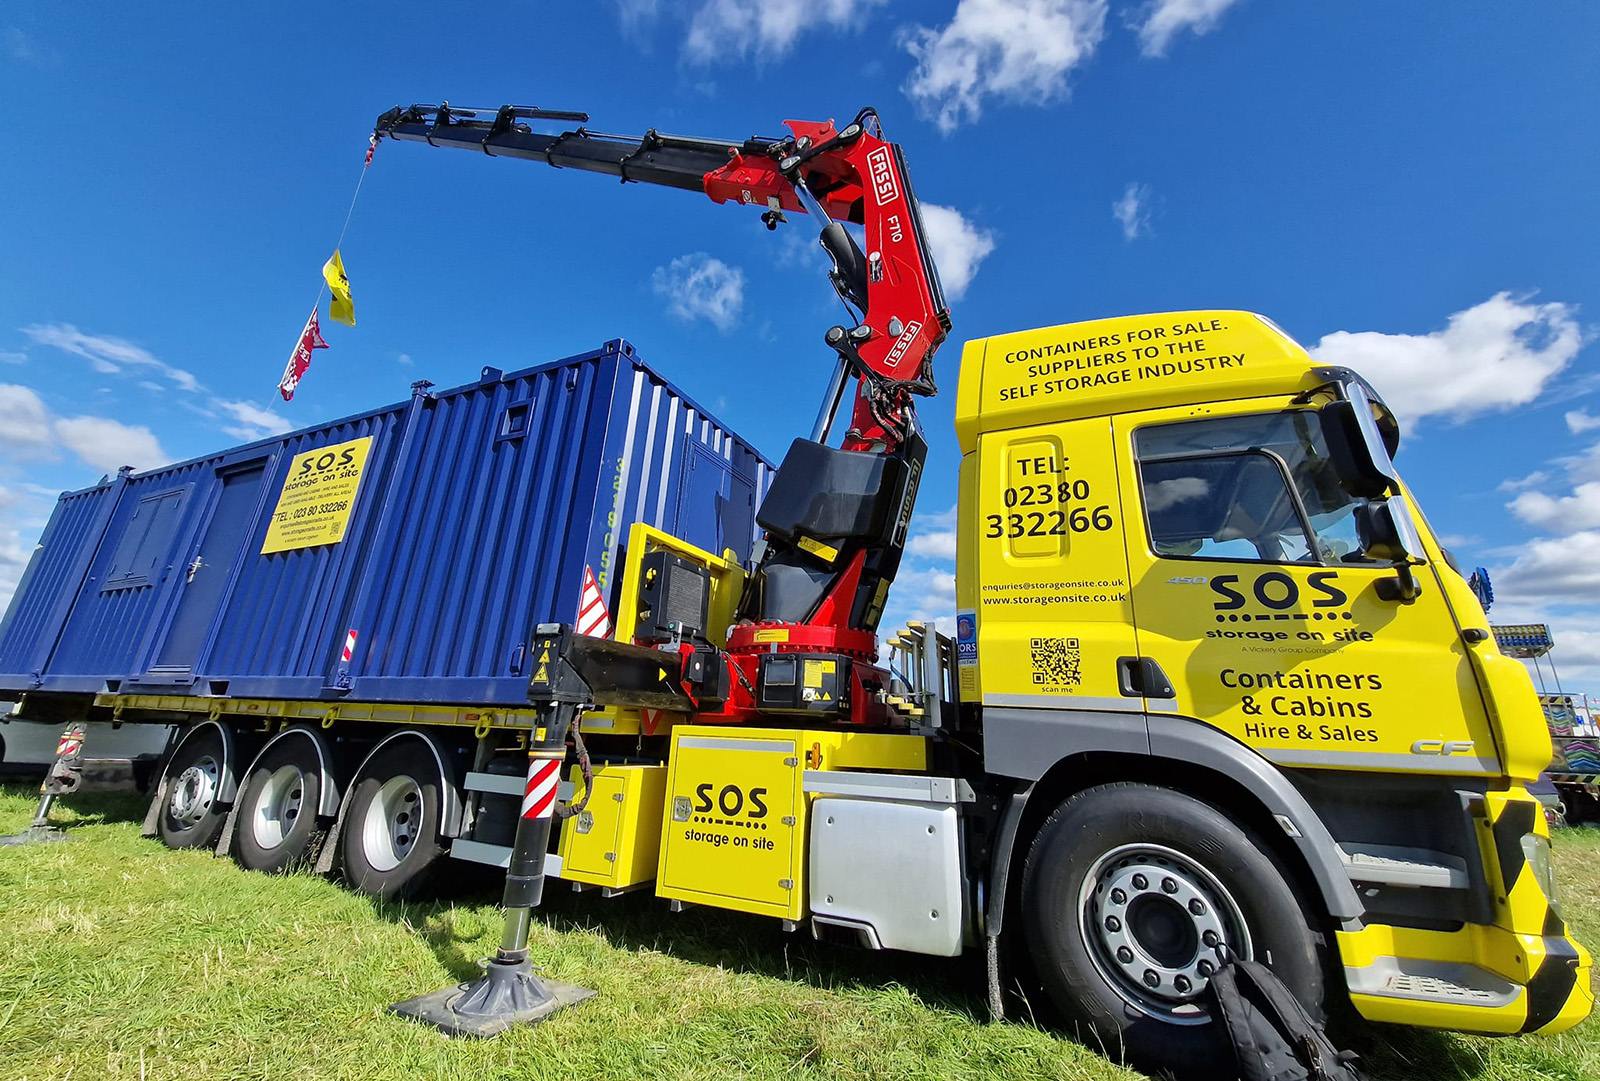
[373,103,951,451]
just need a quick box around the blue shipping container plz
[0,340,772,704]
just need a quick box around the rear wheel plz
[1021,782,1324,1076]
[341,741,447,900]
[156,728,229,850]
[235,738,325,873]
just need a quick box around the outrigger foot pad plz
[391,957,595,1038]
[0,825,73,846]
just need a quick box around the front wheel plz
[1021,782,1324,1076]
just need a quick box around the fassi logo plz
[884,320,924,372]
[866,147,900,206]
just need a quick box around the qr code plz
[1030,637,1081,687]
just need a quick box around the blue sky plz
[2,2,1598,685]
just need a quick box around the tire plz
[1020,782,1324,1077]
[156,728,230,850]
[235,737,326,873]
[340,740,448,900]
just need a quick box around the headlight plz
[1521,833,1562,917]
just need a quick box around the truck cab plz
[954,310,1590,1068]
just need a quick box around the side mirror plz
[1320,391,1402,499]
[1355,496,1426,602]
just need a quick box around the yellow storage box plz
[557,763,667,890]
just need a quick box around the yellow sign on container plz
[261,436,373,554]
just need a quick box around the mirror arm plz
[1374,561,1423,603]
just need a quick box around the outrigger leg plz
[390,699,595,1037]
[0,723,86,846]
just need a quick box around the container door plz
[1113,402,1500,776]
[147,464,266,679]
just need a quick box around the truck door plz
[970,415,1140,713]
[1112,402,1500,777]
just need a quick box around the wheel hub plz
[1079,843,1251,1022]
[250,764,306,851]
[169,755,220,826]
[360,775,422,872]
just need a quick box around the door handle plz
[186,556,205,583]
[1118,656,1175,699]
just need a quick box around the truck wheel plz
[156,728,229,850]
[235,740,325,873]
[341,741,447,900]
[1021,782,1323,1075]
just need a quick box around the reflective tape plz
[521,756,562,819]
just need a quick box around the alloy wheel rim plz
[169,754,221,826]
[360,775,422,872]
[249,764,306,851]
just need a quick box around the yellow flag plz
[322,250,355,327]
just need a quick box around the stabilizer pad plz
[0,826,73,846]
[391,959,595,1038]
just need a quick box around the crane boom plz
[373,103,950,452]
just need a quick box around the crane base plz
[0,825,73,846]
[391,958,594,1038]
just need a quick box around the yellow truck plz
[49,307,1579,1072]
[944,308,1590,1065]
[5,97,1587,1073]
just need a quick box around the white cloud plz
[652,253,745,330]
[1510,484,1600,535]
[920,203,996,300]
[0,351,24,365]
[214,399,293,443]
[1112,181,1152,241]
[617,0,660,39]
[397,353,415,367]
[1566,409,1600,435]
[1493,531,1600,605]
[0,484,41,612]
[3,27,57,67]
[0,384,53,449]
[21,323,201,393]
[1498,470,1549,494]
[1131,0,1246,58]
[902,0,1108,134]
[1307,292,1585,426]
[907,530,958,560]
[880,563,958,630]
[684,0,886,62]
[1561,442,1600,485]
[53,416,168,474]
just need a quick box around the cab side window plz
[1136,412,1367,565]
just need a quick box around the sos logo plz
[1211,571,1348,612]
[694,782,769,820]
[295,446,358,477]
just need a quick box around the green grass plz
[0,786,1594,1081]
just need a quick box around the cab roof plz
[953,310,1348,454]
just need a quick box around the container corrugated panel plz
[0,340,772,706]
[0,482,121,681]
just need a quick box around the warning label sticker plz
[261,436,373,554]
